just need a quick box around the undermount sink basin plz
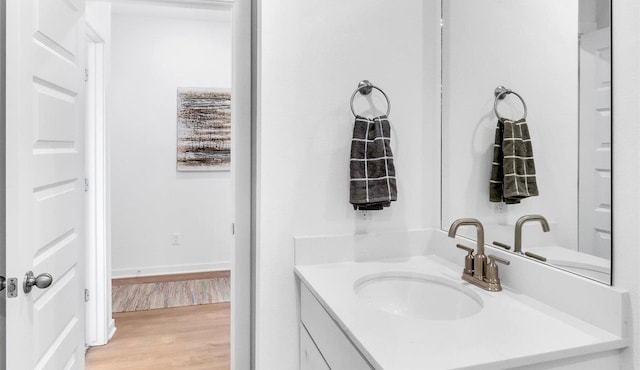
[354,272,483,320]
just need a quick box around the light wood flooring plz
[86,303,229,370]
[87,272,231,370]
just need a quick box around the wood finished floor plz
[86,303,230,370]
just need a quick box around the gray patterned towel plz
[490,118,539,204]
[350,116,397,211]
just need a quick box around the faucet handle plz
[524,251,547,262]
[492,241,512,250]
[488,255,510,266]
[456,244,474,275]
[456,244,474,254]
[486,255,510,291]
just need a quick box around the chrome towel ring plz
[350,80,391,118]
[494,85,527,121]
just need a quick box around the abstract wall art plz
[177,88,231,171]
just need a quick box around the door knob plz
[23,271,53,293]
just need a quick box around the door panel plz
[578,27,611,260]
[33,271,80,360]
[36,187,79,249]
[35,0,80,61]
[5,0,86,368]
[34,154,81,188]
[34,85,77,144]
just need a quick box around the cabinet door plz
[300,323,330,370]
[300,284,374,369]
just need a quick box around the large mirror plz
[441,0,612,284]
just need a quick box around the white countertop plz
[295,255,627,370]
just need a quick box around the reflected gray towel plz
[490,118,539,204]
[349,116,397,210]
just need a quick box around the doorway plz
[82,0,247,368]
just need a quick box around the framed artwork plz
[177,87,231,171]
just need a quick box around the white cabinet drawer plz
[300,323,330,370]
[300,284,373,370]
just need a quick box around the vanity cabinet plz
[300,284,373,370]
[300,323,330,370]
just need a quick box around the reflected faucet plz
[448,218,486,281]
[514,215,550,254]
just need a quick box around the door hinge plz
[232,223,235,235]
[84,178,89,192]
[6,278,18,298]
[84,68,88,82]
[85,288,90,302]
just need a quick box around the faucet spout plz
[448,218,485,256]
[448,218,485,279]
[514,215,550,254]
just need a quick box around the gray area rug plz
[112,277,230,313]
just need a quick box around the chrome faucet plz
[514,215,550,254]
[448,218,509,292]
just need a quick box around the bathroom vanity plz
[294,230,628,369]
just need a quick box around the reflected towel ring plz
[350,80,391,118]
[494,86,527,121]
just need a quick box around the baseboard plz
[111,261,231,279]
[112,270,230,285]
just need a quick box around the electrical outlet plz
[172,233,182,246]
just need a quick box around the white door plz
[578,27,611,260]
[5,0,87,368]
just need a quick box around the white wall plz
[441,0,579,251]
[255,1,441,368]
[110,5,232,277]
[612,1,640,368]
